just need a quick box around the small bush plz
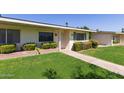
[43,68,59,79]
[50,42,57,48]
[72,42,83,51]
[72,66,86,79]
[0,44,16,54]
[90,40,98,48]
[82,42,92,50]
[113,40,120,44]
[85,72,104,79]
[72,66,104,79]
[41,43,50,49]
[72,41,92,51]
[41,42,57,49]
[22,43,36,51]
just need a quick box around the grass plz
[80,46,124,66]
[0,52,123,79]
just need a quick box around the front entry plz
[61,31,69,49]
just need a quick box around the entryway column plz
[58,31,62,51]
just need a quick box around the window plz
[39,32,53,42]
[0,29,20,44]
[73,32,86,40]
[113,35,120,44]
[0,29,6,44]
[7,29,20,44]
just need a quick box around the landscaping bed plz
[80,46,124,66]
[0,42,58,54]
[0,52,123,79]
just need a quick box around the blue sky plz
[2,14,124,32]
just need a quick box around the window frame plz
[73,32,87,40]
[0,29,6,44]
[39,32,54,42]
[7,29,20,44]
[0,28,20,44]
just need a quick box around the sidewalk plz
[62,50,124,76]
[0,49,58,60]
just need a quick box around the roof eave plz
[0,17,92,32]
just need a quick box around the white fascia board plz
[116,32,124,35]
[0,17,91,32]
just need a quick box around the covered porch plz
[112,33,124,46]
[58,29,90,51]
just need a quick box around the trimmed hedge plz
[50,42,57,48]
[90,40,98,48]
[42,43,50,49]
[0,44,16,54]
[41,42,57,49]
[72,42,83,51]
[22,43,36,51]
[72,41,93,51]
[82,42,92,50]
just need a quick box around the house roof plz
[92,30,115,33]
[116,32,124,35]
[93,30,124,35]
[0,16,91,32]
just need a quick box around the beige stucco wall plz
[0,23,90,50]
[61,30,70,49]
[92,33,113,45]
[0,23,59,49]
[68,31,89,50]
[120,35,124,45]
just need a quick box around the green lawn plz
[80,46,124,66]
[0,52,123,79]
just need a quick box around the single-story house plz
[0,17,91,51]
[91,31,124,46]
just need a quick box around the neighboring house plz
[0,17,91,51]
[92,31,124,46]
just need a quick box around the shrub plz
[43,68,59,79]
[90,40,98,48]
[72,42,83,51]
[113,40,120,44]
[41,42,57,49]
[85,72,104,79]
[72,66,104,79]
[82,42,92,50]
[0,44,16,54]
[41,43,50,49]
[49,42,57,48]
[22,43,36,51]
[72,41,92,51]
[72,66,86,79]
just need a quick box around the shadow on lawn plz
[42,64,124,79]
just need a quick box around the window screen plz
[0,29,6,44]
[39,32,53,42]
[7,29,20,44]
[73,32,86,40]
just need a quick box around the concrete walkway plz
[62,50,124,76]
[0,49,58,60]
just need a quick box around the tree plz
[65,22,68,27]
[122,28,124,33]
[96,29,100,32]
[83,26,90,30]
